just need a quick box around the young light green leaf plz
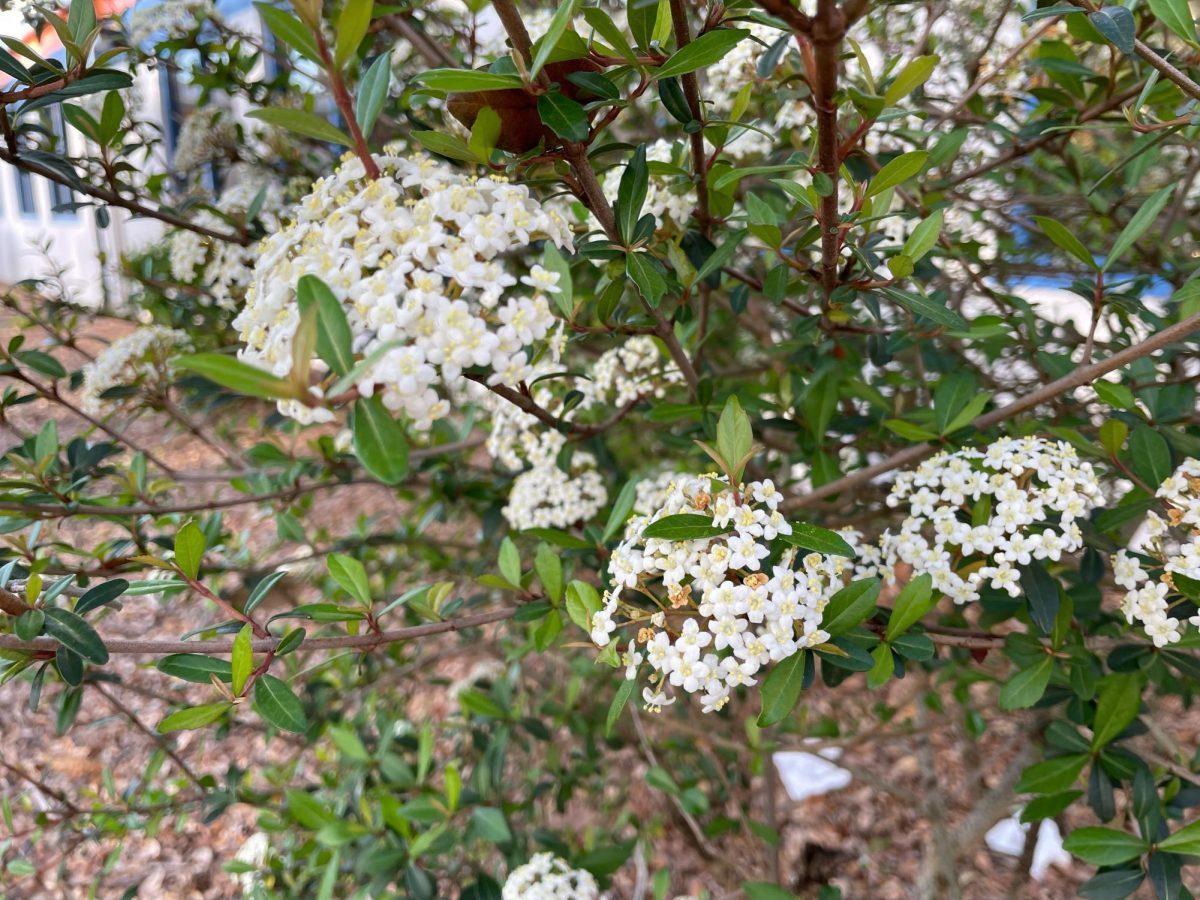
[174,521,206,580]
[334,0,373,69]
[254,674,308,733]
[355,53,391,138]
[328,554,372,606]
[1148,0,1197,44]
[296,275,354,377]
[1104,185,1173,271]
[716,396,752,476]
[883,54,938,105]
[867,643,895,688]
[254,3,321,63]
[866,151,929,198]
[468,105,501,163]
[174,353,300,400]
[885,573,935,641]
[413,69,525,92]
[757,650,807,726]
[498,537,521,586]
[534,544,564,603]
[530,0,581,79]
[157,703,232,733]
[245,108,354,147]
[901,209,943,263]
[352,396,409,485]
[1033,216,1097,269]
[655,28,750,80]
[231,623,253,696]
[999,656,1054,710]
[606,677,637,736]
[1158,819,1200,855]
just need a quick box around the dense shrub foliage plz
[4,0,1200,895]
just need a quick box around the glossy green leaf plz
[821,578,881,636]
[157,703,232,733]
[780,523,856,558]
[245,108,354,147]
[254,674,308,733]
[866,151,929,197]
[757,650,807,726]
[328,554,372,606]
[352,396,409,485]
[1062,826,1147,866]
[43,607,108,665]
[174,521,205,580]
[655,28,751,80]
[640,514,730,541]
[231,623,253,696]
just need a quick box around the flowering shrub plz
[6,0,1200,895]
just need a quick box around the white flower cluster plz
[171,108,237,171]
[170,173,286,310]
[593,474,850,714]
[1113,459,1200,648]
[602,140,694,230]
[80,326,190,415]
[491,337,682,531]
[501,853,598,900]
[235,152,573,429]
[858,437,1102,604]
[128,0,214,45]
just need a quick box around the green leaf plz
[1063,826,1148,866]
[1089,6,1136,54]
[934,372,976,435]
[866,151,929,198]
[541,243,573,318]
[329,725,371,761]
[157,703,232,733]
[470,807,512,845]
[743,884,795,900]
[254,674,308,733]
[1158,819,1200,855]
[821,578,881,636]
[1017,753,1094,796]
[716,395,752,475]
[461,104,498,162]
[411,130,477,162]
[537,91,589,142]
[335,0,373,69]
[626,251,668,306]
[883,54,938,105]
[1034,216,1098,269]
[885,573,935,640]
[254,3,321,63]
[566,580,602,631]
[617,143,649,244]
[695,229,749,282]
[156,653,233,684]
[355,53,391,137]
[245,108,354,147]
[231,624,253,696]
[757,650,807,726]
[530,0,581,79]
[352,396,409,485]
[328,554,372,606]
[640,514,730,541]
[603,479,639,543]
[1078,868,1145,900]
[655,28,751,80]
[1129,424,1171,487]
[1019,560,1060,634]
[15,608,44,641]
[1148,0,1197,43]
[902,209,943,263]
[1104,186,1173,270]
[534,544,564,603]
[606,677,636,736]
[866,642,895,688]
[498,537,521,586]
[1093,380,1136,411]
[1091,673,1141,748]
[999,656,1054,710]
[67,0,96,43]
[244,571,288,617]
[879,286,966,330]
[413,69,525,92]
[296,275,354,376]
[174,353,299,400]
[581,7,637,64]
[43,607,108,664]
[780,523,856,558]
[73,578,128,615]
[174,521,205,580]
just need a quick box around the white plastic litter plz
[772,748,853,802]
[985,814,1071,881]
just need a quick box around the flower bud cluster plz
[1113,458,1200,647]
[234,152,573,429]
[80,326,190,415]
[592,474,849,714]
[858,437,1102,604]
